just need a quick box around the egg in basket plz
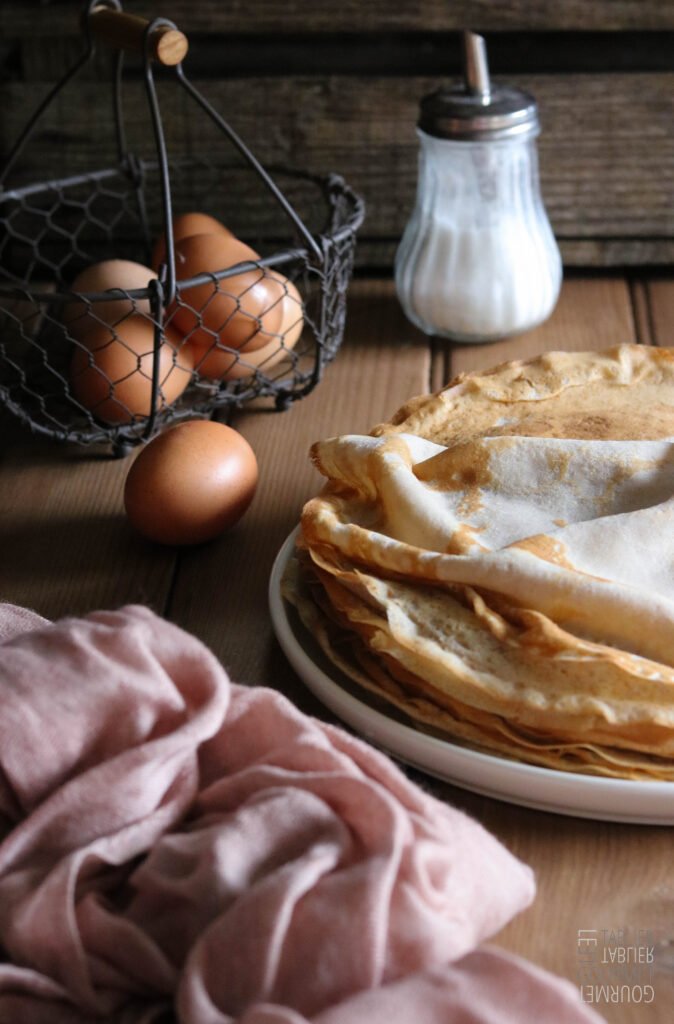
[0,1,364,455]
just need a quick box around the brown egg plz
[69,316,193,425]
[63,260,157,341]
[191,272,304,381]
[124,420,258,545]
[151,212,233,271]
[167,233,285,353]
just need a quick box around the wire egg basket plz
[0,1,364,455]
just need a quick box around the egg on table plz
[191,272,304,380]
[167,233,286,353]
[151,212,233,272]
[69,316,193,424]
[63,260,157,341]
[124,419,258,545]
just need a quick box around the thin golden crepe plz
[284,345,674,780]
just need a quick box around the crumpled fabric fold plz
[0,603,602,1023]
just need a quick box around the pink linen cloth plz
[0,603,603,1024]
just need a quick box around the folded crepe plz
[287,345,674,779]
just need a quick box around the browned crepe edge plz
[282,552,674,781]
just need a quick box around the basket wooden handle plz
[89,7,188,66]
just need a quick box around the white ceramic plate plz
[269,529,674,824]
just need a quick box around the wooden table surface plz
[1,276,673,1024]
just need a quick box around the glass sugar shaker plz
[395,31,562,343]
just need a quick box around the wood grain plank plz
[3,2,673,36]
[629,279,654,344]
[166,279,429,689]
[643,280,674,347]
[429,337,448,394]
[15,30,674,83]
[448,277,636,376]
[2,74,672,268]
[444,789,674,1024]
[0,418,175,621]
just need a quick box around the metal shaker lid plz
[418,31,539,141]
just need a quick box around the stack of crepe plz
[283,345,674,780]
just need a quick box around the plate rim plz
[269,527,674,825]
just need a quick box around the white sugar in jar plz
[395,33,562,344]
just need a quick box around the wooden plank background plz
[0,1,673,268]
[3,2,674,34]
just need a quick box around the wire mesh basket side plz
[0,2,365,452]
[0,164,362,448]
